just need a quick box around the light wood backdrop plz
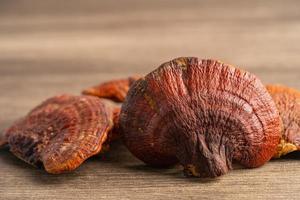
[0,0,299,199]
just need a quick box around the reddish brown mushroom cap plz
[120,57,281,178]
[4,94,114,174]
[107,107,121,142]
[266,85,300,158]
[82,76,140,144]
[99,106,122,154]
[82,76,142,102]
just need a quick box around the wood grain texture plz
[0,0,299,199]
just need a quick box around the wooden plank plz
[0,0,299,199]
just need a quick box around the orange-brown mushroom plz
[266,85,300,158]
[120,57,281,178]
[82,77,141,143]
[3,94,116,174]
[100,106,121,153]
[82,76,141,102]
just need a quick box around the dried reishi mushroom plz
[82,76,140,146]
[82,76,142,102]
[98,105,122,153]
[107,107,121,142]
[82,76,141,142]
[4,94,114,174]
[266,85,300,158]
[120,57,281,178]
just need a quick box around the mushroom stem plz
[182,137,232,177]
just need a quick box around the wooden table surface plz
[0,0,300,199]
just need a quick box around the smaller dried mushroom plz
[99,106,122,153]
[3,94,116,174]
[120,57,281,178]
[82,76,141,143]
[107,107,121,142]
[266,85,300,158]
[82,76,141,102]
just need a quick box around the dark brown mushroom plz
[3,94,115,174]
[120,57,281,178]
[82,76,142,102]
[266,85,300,158]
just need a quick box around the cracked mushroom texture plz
[120,57,281,178]
[266,85,300,158]
[4,94,114,174]
[82,76,142,102]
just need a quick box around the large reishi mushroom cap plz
[4,94,113,174]
[266,85,300,158]
[120,57,281,178]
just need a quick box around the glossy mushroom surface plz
[120,57,281,178]
[4,94,114,174]
[266,85,300,158]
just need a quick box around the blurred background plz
[0,0,299,125]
